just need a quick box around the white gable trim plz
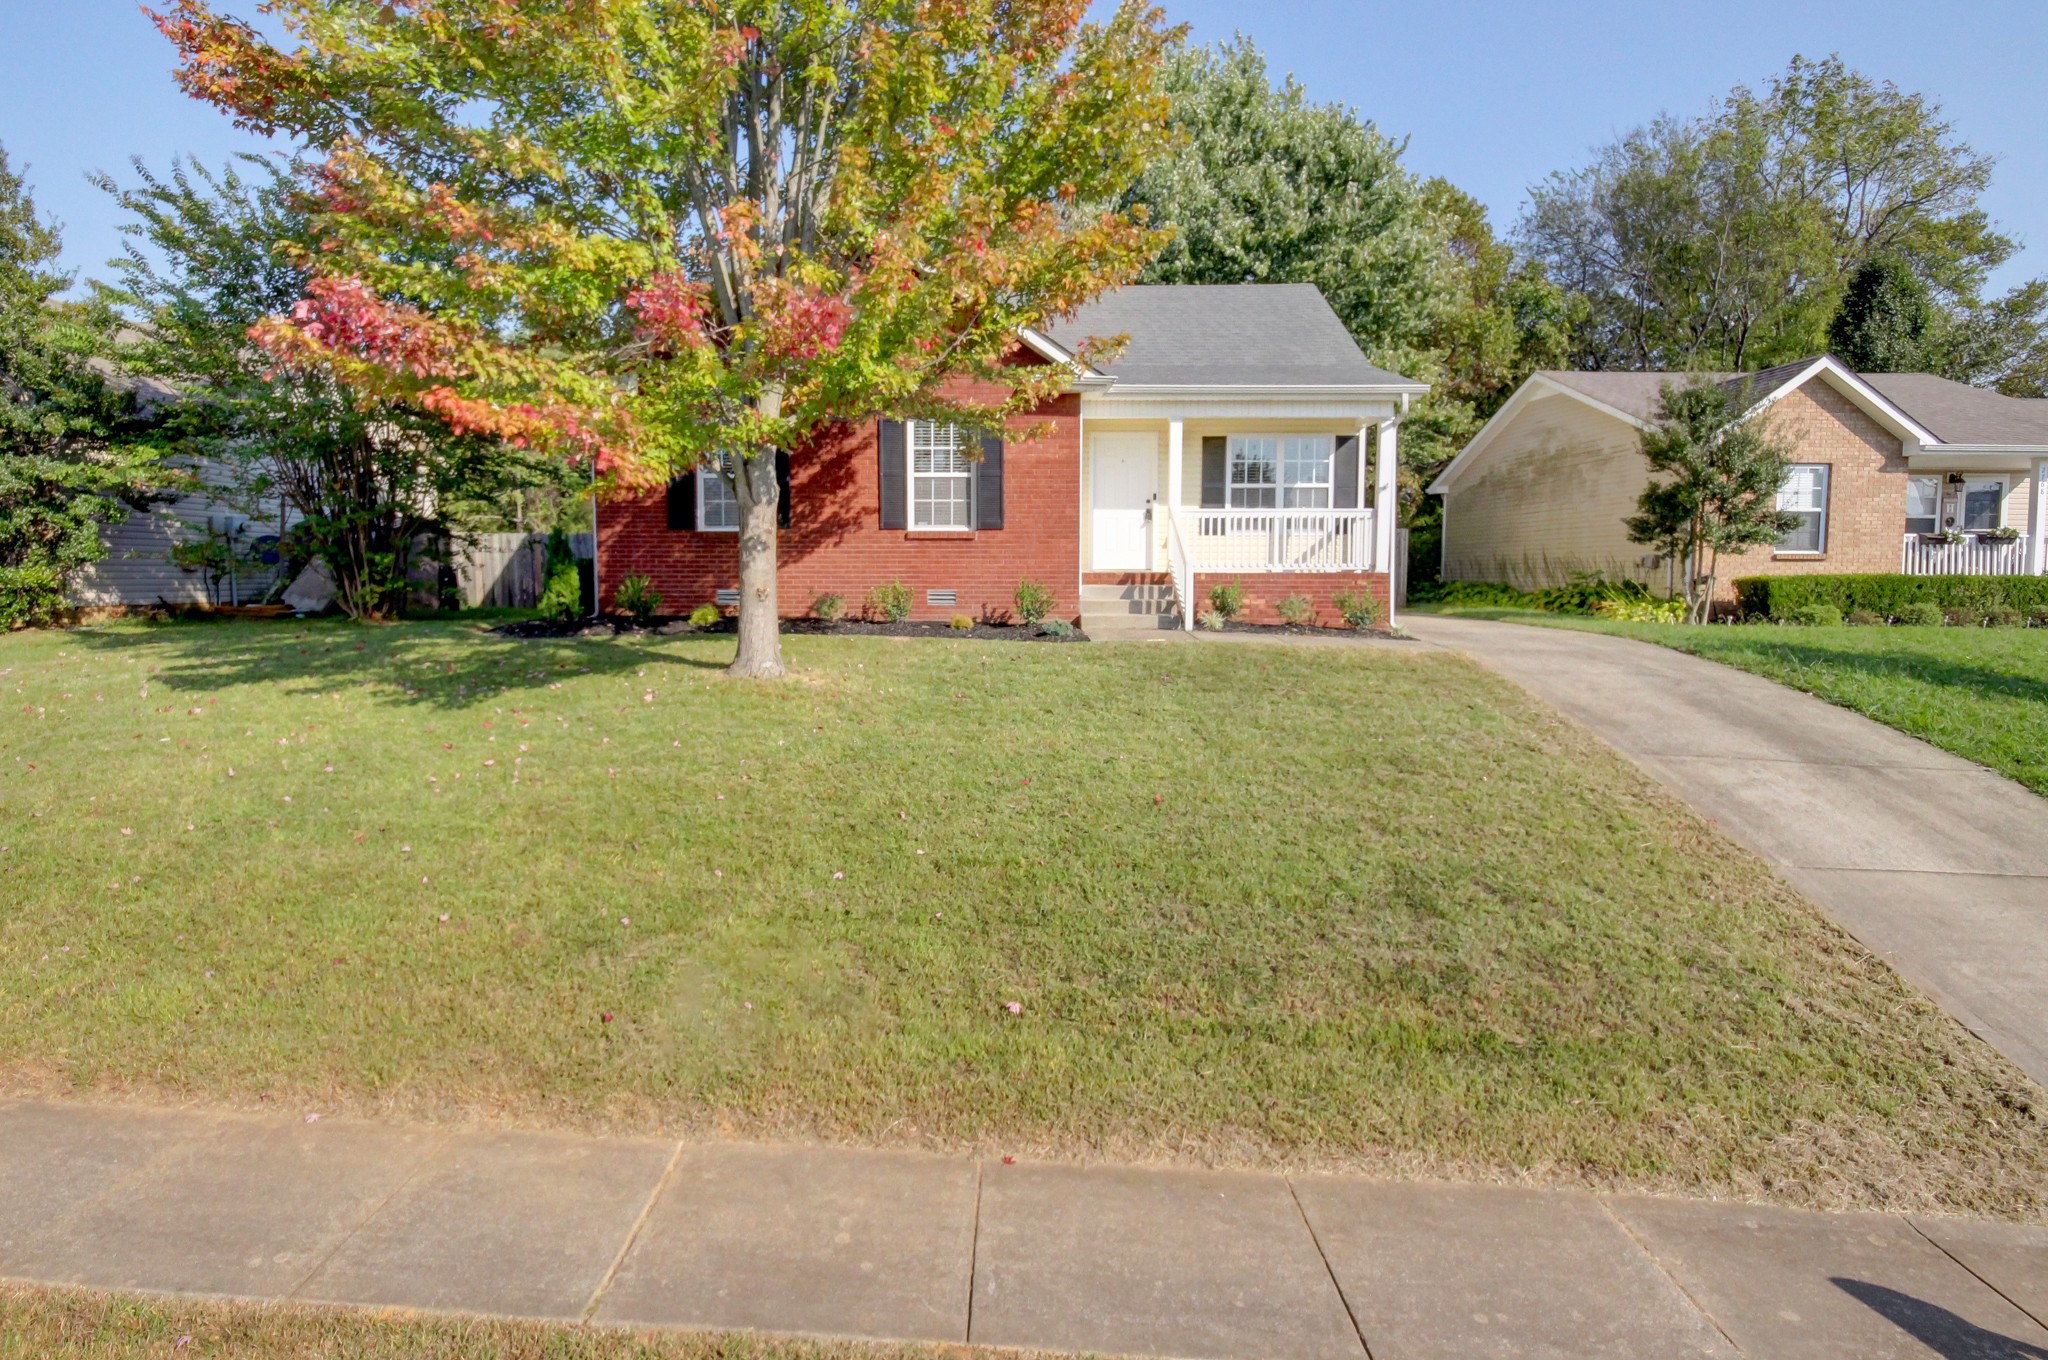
[1428,374,1650,495]
[1744,356,1940,447]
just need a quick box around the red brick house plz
[596,284,1428,632]
[1429,355,2048,595]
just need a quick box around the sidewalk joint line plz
[962,1157,985,1346]
[282,1127,453,1303]
[579,1137,686,1326]
[1903,1215,2048,1334]
[1595,1197,1748,1358]
[1284,1175,1374,1360]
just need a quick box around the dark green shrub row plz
[1734,574,2048,620]
[1410,573,1656,615]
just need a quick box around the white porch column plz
[1166,418,1184,517]
[1375,419,1400,622]
[2029,457,2048,576]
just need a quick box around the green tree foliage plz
[150,0,1177,676]
[1522,56,2047,389]
[0,143,159,622]
[98,156,577,619]
[1625,380,1800,622]
[1122,39,1573,525]
[1828,255,1931,371]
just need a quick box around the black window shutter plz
[775,450,792,529]
[1333,435,1360,509]
[666,471,697,531]
[878,420,907,529]
[1200,437,1228,508]
[974,435,1005,530]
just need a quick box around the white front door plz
[1091,434,1158,570]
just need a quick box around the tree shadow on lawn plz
[64,616,730,711]
[1669,630,2048,710]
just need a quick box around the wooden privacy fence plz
[454,532,595,608]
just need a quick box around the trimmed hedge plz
[1734,574,2048,620]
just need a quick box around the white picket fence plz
[455,532,595,608]
[1899,534,2030,576]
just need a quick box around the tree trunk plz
[728,450,785,679]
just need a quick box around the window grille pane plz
[700,453,740,530]
[910,422,973,528]
[1779,513,1823,553]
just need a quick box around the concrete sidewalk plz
[1403,613,2048,1093]
[4,1099,2047,1359]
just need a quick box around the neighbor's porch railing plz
[1900,533,2030,576]
[1184,508,1377,574]
[1164,504,1197,632]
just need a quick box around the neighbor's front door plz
[1091,434,1158,571]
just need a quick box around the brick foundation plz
[1192,571,1392,627]
[597,376,1081,623]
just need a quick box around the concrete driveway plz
[1404,613,2048,1092]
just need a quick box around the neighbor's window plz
[1777,464,1830,553]
[910,420,973,529]
[1961,479,2005,532]
[1227,435,1333,510]
[699,452,740,531]
[1905,476,1940,535]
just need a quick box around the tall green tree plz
[1828,255,1931,371]
[1625,380,1798,623]
[1523,55,2045,385]
[151,0,1177,676]
[99,155,569,619]
[0,144,160,623]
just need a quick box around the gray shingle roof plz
[1041,284,1421,388]
[1533,370,1730,422]
[1861,372,2048,446]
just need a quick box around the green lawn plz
[1416,606,2048,796]
[2,619,2044,1215]
[0,1285,998,1360]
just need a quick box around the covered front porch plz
[1900,454,2047,576]
[1079,395,1408,628]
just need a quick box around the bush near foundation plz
[1735,574,2048,622]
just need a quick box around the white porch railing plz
[1900,534,2032,576]
[1164,504,1197,632]
[1184,508,1377,574]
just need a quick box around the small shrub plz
[1013,577,1055,626]
[1895,602,1944,627]
[1197,608,1227,631]
[949,613,975,631]
[2029,606,2048,629]
[1984,605,2024,628]
[688,602,723,628]
[811,592,844,622]
[1943,607,1981,628]
[0,564,65,628]
[1845,608,1883,627]
[1785,603,1844,627]
[866,580,912,623]
[614,573,663,622]
[1532,571,1653,615]
[1595,596,1687,623]
[1331,587,1384,629]
[538,561,583,621]
[1207,579,1245,620]
[1039,617,1076,638]
[1276,594,1314,626]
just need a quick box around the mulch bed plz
[1207,622,1406,641]
[493,614,1090,642]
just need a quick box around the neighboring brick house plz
[598,284,1428,632]
[1428,356,2048,595]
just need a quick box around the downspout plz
[589,463,601,619]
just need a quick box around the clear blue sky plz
[4,0,2043,294]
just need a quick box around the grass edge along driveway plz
[1,619,2044,1218]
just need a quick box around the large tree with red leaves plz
[150,0,1177,675]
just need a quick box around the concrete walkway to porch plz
[5,1096,2048,1360]
[1400,613,2048,1095]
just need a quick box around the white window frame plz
[1776,463,1830,555]
[697,453,740,532]
[909,420,975,531]
[1905,475,1940,536]
[1226,434,1334,510]
[1959,476,2007,533]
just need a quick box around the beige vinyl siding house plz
[1431,358,2048,596]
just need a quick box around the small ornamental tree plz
[1625,379,1800,623]
[151,0,1177,676]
